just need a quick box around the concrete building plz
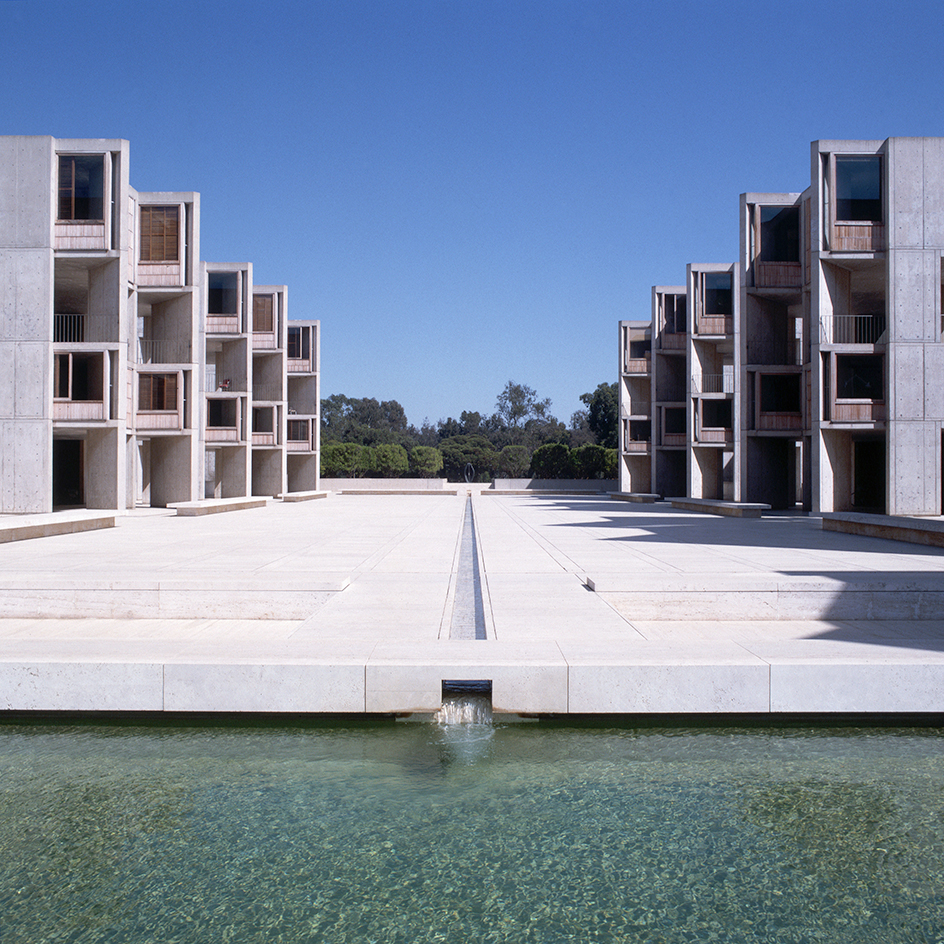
[0,135,319,514]
[622,136,944,517]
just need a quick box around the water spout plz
[435,680,493,726]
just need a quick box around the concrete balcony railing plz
[820,314,887,345]
[252,382,283,402]
[138,339,191,364]
[54,314,118,344]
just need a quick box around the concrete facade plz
[622,137,944,517]
[0,136,320,513]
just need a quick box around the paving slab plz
[0,494,943,714]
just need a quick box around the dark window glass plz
[208,273,238,314]
[759,206,800,262]
[836,156,882,222]
[664,408,685,435]
[760,374,801,412]
[702,399,732,428]
[207,399,237,427]
[629,420,651,442]
[139,373,177,411]
[703,273,732,315]
[288,326,310,359]
[58,155,104,221]
[837,355,883,399]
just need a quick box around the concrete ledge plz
[610,492,660,503]
[670,497,771,518]
[169,498,268,516]
[0,513,116,544]
[823,512,944,548]
[321,478,450,491]
[280,490,329,502]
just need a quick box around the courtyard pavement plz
[0,493,943,715]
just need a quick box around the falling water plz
[434,693,493,726]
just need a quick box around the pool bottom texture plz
[1,718,942,943]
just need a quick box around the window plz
[252,407,274,433]
[55,353,104,401]
[140,206,179,262]
[58,155,104,221]
[835,156,882,222]
[287,419,309,441]
[628,420,651,442]
[702,399,732,428]
[207,399,237,427]
[138,373,177,411]
[288,326,310,359]
[760,374,801,413]
[208,273,238,314]
[664,408,686,435]
[837,355,883,400]
[759,206,800,262]
[665,295,687,333]
[253,295,274,332]
[703,273,732,315]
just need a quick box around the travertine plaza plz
[1,135,943,716]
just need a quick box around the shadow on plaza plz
[526,497,944,655]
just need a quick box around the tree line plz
[320,381,618,482]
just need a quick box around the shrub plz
[321,442,372,477]
[496,445,530,478]
[573,443,610,479]
[530,442,574,479]
[373,443,409,477]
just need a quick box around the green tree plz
[579,382,618,449]
[530,443,575,479]
[410,445,444,478]
[496,444,530,478]
[495,381,552,428]
[373,443,409,477]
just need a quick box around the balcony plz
[54,314,117,344]
[622,355,650,375]
[696,315,733,336]
[754,261,802,289]
[697,428,733,444]
[660,332,686,351]
[138,339,191,364]
[622,440,650,454]
[252,331,278,350]
[831,400,886,423]
[53,399,105,421]
[691,374,734,395]
[821,314,886,345]
[757,412,803,431]
[662,433,687,447]
[252,382,283,402]
[207,314,241,335]
[251,432,277,446]
[53,351,107,422]
[831,222,884,253]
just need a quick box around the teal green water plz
[1,719,942,943]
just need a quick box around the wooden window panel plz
[140,206,179,262]
[253,295,274,332]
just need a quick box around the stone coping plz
[670,497,771,518]
[168,497,269,516]
[823,512,944,548]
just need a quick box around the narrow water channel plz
[0,719,942,943]
[449,496,487,640]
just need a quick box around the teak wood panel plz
[137,263,182,286]
[832,223,885,252]
[206,315,240,334]
[832,401,886,422]
[757,412,803,431]
[136,411,183,430]
[205,427,239,442]
[755,262,802,288]
[53,401,105,421]
[54,223,107,251]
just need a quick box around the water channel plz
[1,717,942,943]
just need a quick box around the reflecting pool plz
[1,718,942,943]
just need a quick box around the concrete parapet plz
[320,478,450,491]
[670,497,771,518]
[823,512,944,548]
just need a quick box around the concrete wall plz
[0,136,54,513]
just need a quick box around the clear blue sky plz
[3,0,944,428]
